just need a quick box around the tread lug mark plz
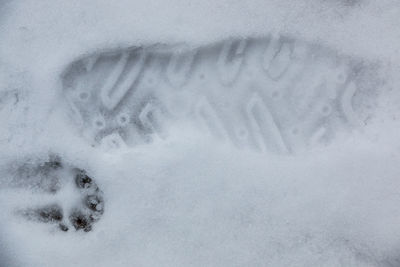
[138,102,165,139]
[285,126,307,152]
[309,126,327,147]
[246,93,289,153]
[83,55,98,72]
[195,97,228,140]
[341,81,360,126]
[166,51,196,88]
[68,101,84,127]
[100,51,146,110]
[93,115,106,130]
[217,39,247,85]
[262,38,293,80]
[77,90,90,102]
[124,123,147,146]
[100,132,127,151]
[116,112,130,127]
[100,52,129,109]
[235,127,249,142]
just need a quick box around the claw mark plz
[262,38,292,80]
[166,51,196,88]
[341,81,360,125]
[195,97,228,140]
[246,93,289,153]
[217,39,247,85]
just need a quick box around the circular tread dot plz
[79,92,89,101]
[321,105,332,116]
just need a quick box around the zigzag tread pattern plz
[61,36,378,153]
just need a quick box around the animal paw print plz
[17,155,104,232]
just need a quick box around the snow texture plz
[1,0,400,266]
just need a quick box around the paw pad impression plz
[16,155,104,233]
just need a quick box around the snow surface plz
[1,0,400,266]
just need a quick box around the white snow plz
[1,0,400,266]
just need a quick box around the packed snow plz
[1,0,400,266]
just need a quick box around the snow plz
[1,0,400,266]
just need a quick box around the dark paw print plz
[70,169,104,231]
[17,155,104,232]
